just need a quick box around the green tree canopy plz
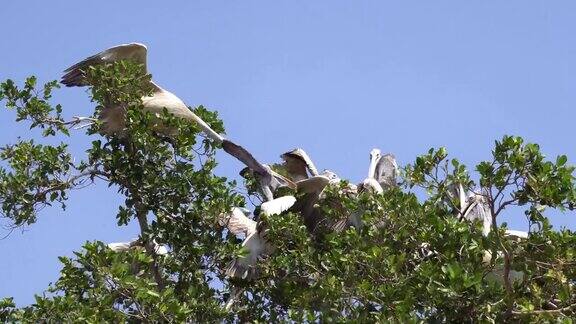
[1,63,575,322]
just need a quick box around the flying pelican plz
[280,148,320,182]
[61,43,223,142]
[62,43,297,202]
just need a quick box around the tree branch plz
[511,302,576,316]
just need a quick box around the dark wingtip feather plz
[61,54,104,87]
[60,69,88,87]
[222,139,269,178]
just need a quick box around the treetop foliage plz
[1,62,575,322]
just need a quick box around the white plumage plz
[221,196,296,281]
[107,238,169,256]
[261,196,297,217]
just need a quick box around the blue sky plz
[1,1,575,306]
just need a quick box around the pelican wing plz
[140,89,224,143]
[359,178,383,194]
[223,140,295,192]
[62,43,148,87]
[374,153,398,189]
[261,195,296,216]
[296,175,331,193]
[225,232,267,280]
[153,243,169,255]
[504,230,529,239]
[107,241,133,252]
[222,140,270,179]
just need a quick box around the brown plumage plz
[62,43,223,142]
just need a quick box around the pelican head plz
[368,148,382,178]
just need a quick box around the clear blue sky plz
[1,1,575,306]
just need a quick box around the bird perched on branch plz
[280,148,320,181]
[220,197,296,281]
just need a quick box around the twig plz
[511,302,576,316]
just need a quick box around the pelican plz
[352,149,397,229]
[224,170,341,278]
[61,43,223,142]
[371,149,399,190]
[220,197,296,280]
[453,184,528,284]
[359,149,385,194]
[290,170,357,234]
[280,148,319,182]
[455,185,528,239]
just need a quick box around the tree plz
[0,63,575,322]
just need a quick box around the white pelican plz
[61,43,223,142]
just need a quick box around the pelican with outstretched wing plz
[220,197,296,281]
[62,43,223,142]
[280,148,319,182]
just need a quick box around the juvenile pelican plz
[290,170,357,234]
[453,184,528,284]
[220,197,296,281]
[280,148,319,181]
[372,149,399,190]
[62,43,223,142]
